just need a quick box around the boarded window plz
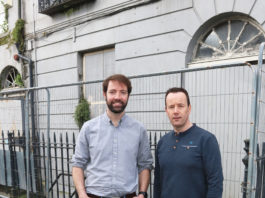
[83,48,115,81]
[83,48,115,116]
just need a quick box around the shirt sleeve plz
[71,123,90,169]
[137,126,153,173]
[154,141,161,198]
[202,134,223,198]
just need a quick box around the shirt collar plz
[102,111,127,126]
[172,123,196,137]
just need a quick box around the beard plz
[106,99,128,114]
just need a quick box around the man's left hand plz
[133,194,145,198]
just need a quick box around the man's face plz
[165,92,191,131]
[103,80,129,114]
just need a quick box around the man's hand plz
[72,167,88,198]
[133,194,145,198]
[78,191,89,198]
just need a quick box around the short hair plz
[165,87,190,106]
[103,74,132,94]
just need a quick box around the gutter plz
[17,54,36,138]
[16,0,36,138]
[18,0,21,19]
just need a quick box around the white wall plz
[1,0,264,196]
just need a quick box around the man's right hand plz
[78,191,90,198]
[72,167,89,198]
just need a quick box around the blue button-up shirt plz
[72,112,153,197]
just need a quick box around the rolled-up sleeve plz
[137,127,153,173]
[71,123,90,170]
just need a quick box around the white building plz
[0,0,265,197]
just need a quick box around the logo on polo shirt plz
[181,141,197,149]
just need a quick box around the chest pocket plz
[179,144,203,168]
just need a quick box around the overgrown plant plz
[0,0,9,33]
[12,19,25,52]
[14,74,24,87]
[65,8,74,16]
[64,4,80,17]
[0,20,8,33]
[74,96,90,129]
[1,19,25,50]
[0,34,9,46]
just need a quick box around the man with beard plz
[72,74,153,198]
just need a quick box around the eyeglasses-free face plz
[104,80,129,114]
[165,92,191,132]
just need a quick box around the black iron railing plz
[0,130,166,198]
[38,0,89,15]
[256,142,265,198]
[0,130,77,197]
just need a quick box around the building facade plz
[0,0,265,197]
[0,0,264,131]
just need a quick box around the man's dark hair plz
[103,74,132,94]
[165,87,190,106]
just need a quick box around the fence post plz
[261,143,265,197]
[8,132,16,197]
[2,131,8,192]
[45,88,51,198]
[25,91,31,198]
[60,134,66,197]
[54,132,59,197]
[248,42,265,198]
[242,139,250,198]
[66,132,71,198]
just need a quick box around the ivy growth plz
[0,20,8,33]
[0,19,25,50]
[0,34,9,46]
[12,19,25,52]
[14,74,24,87]
[64,4,80,17]
[0,0,9,33]
[74,96,90,129]
[65,8,74,16]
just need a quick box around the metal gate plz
[248,43,265,198]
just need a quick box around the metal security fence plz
[0,130,165,198]
[253,43,265,198]
[0,43,265,198]
[0,130,77,198]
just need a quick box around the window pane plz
[204,31,220,48]
[215,21,228,44]
[83,49,115,81]
[196,44,214,58]
[230,20,245,41]
[238,23,259,44]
